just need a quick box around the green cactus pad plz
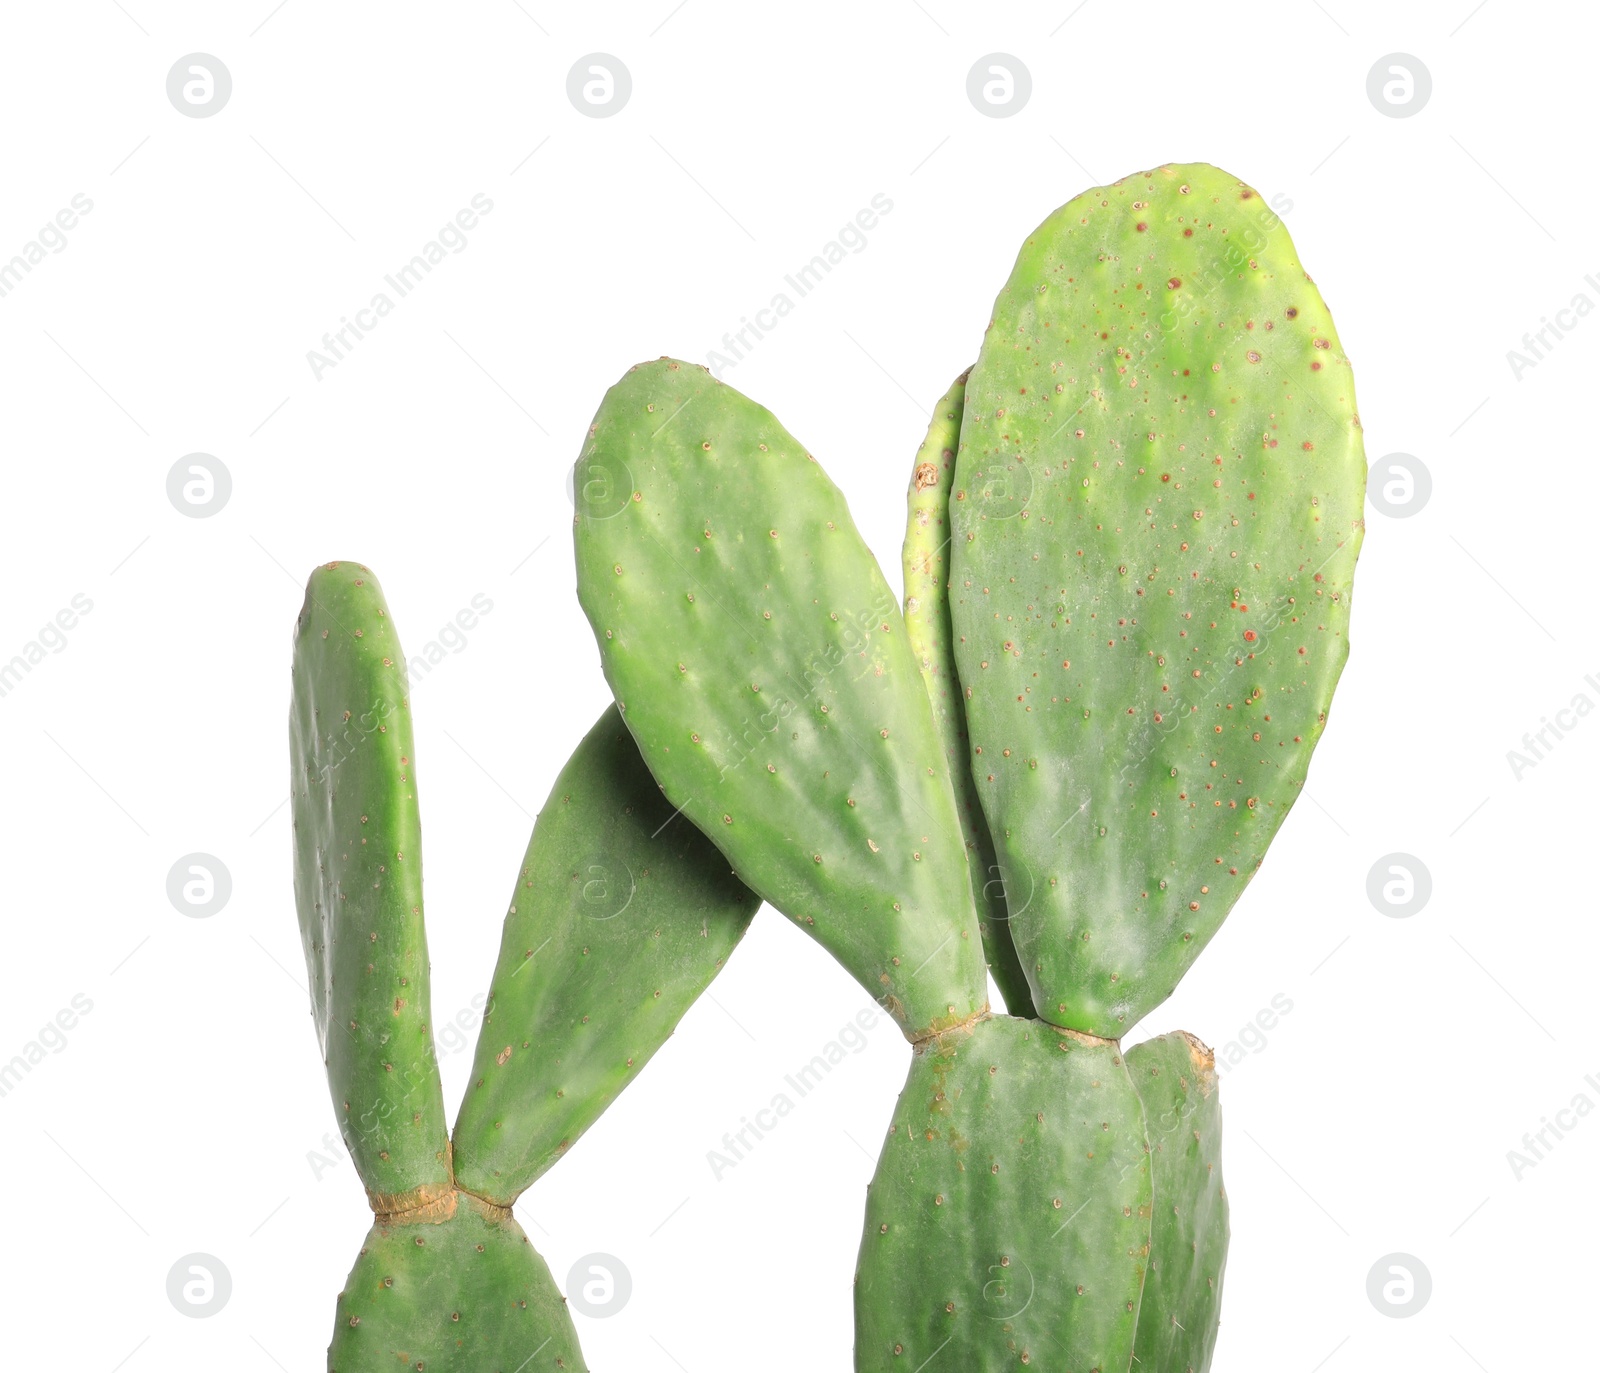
[328,1194,585,1373]
[1128,1031,1229,1371]
[904,369,1035,1021]
[854,1015,1150,1371]
[453,705,760,1203]
[952,162,1366,1035]
[290,562,451,1210]
[572,358,988,1040]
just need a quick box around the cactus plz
[453,704,759,1201]
[854,1016,1150,1370]
[951,162,1366,1037]
[290,563,585,1370]
[854,351,1242,1371]
[853,1017,1229,1372]
[564,361,1236,1370]
[903,371,1035,1019]
[291,566,757,1370]
[1127,1031,1228,1369]
[291,157,1360,1373]
[328,1194,582,1372]
[289,563,452,1215]
[571,358,988,1041]
[860,160,1360,1370]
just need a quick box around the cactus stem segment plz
[952,161,1366,1037]
[901,368,1036,1020]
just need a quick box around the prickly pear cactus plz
[453,705,760,1201]
[571,359,988,1040]
[292,563,773,1370]
[951,162,1366,1036]
[1127,1031,1228,1369]
[854,1015,1151,1371]
[292,157,1356,1373]
[291,565,587,1370]
[290,562,452,1213]
[329,1195,584,1372]
[903,369,1034,1019]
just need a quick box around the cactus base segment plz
[1128,1031,1228,1370]
[854,1014,1150,1371]
[329,1192,585,1373]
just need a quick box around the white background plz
[0,2,1592,1369]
